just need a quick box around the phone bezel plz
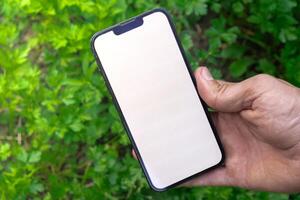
[90,8,225,192]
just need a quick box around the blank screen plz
[93,10,222,190]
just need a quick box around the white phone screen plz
[92,9,223,190]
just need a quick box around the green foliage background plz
[0,0,300,199]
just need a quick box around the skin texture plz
[184,67,300,192]
[132,67,300,193]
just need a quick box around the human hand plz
[184,67,300,192]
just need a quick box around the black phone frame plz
[90,8,225,192]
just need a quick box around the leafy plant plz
[0,0,299,199]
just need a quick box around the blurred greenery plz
[0,0,299,199]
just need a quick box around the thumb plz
[195,67,255,112]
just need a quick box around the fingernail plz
[201,67,213,80]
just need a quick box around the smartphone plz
[90,8,224,191]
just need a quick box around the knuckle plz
[249,74,277,91]
[252,74,274,83]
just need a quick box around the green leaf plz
[0,143,11,160]
[258,59,276,75]
[28,151,41,163]
[279,28,298,43]
[268,193,289,200]
[211,3,221,13]
[15,46,31,65]
[181,33,193,51]
[229,58,254,78]
[221,44,246,58]
[30,182,45,194]
[233,2,244,13]
[69,121,84,132]
[221,32,238,43]
[17,148,28,162]
[109,105,119,119]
